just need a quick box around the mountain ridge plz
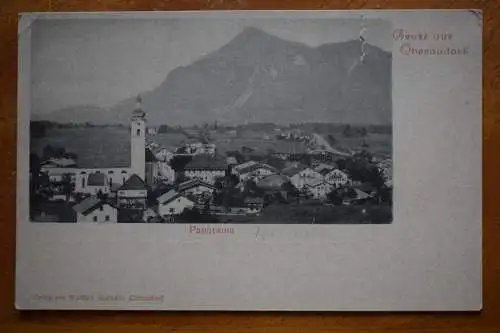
[38,27,392,126]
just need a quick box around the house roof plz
[244,197,264,204]
[354,189,371,200]
[118,174,147,191]
[282,165,308,177]
[226,156,238,165]
[157,189,191,205]
[307,178,330,188]
[184,155,227,171]
[233,160,258,172]
[87,172,107,186]
[73,197,115,216]
[314,163,336,173]
[324,169,348,177]
[41,158,77,168]
[237,163,277,175]
[110,182,122,191]
[177,179,216,192]
[257,174,289,190]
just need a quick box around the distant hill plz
[42,26,392,126]
[32,105,114,125]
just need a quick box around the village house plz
[117,174,148,210]
[303,179,334,200]
[177,179,216,199]
[243,197,264,214]
[152,147,173,162]
[157,189,194,216]
[342,189,372,206]
[236,163,278,182]
[283,166,323,190]
[184,156,227,185]
[314,163,336,174]
[376,158,393,187]
[226,156,238,166]
[323,168,351,188]
[232,160,258,174]
[147,127,157,135]
[72,196,117,223]
[143,207,162,223]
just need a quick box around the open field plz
[30,124,392,167]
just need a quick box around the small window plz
[169,208,174,213]
[82,178,86,188]
[121,170,127,174]
[108,170,114,174]
[105,215,110,221]
[80,171,86,175]
[137,129,141,136]
[93,216,97,222]
[99,206,104,211]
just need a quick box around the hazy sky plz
[31,17,392,114]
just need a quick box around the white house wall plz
[76,204,117,223]
[158,196,194,216]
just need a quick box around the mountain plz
[45,26,392,126]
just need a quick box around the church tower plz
[130,95,146,181]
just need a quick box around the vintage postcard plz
[16,10,482,310]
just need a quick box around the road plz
[311,133,352,157]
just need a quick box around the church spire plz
[132,94,146,120]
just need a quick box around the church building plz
[41,95,149,193]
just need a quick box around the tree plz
[169,155,192,172]
[342,124,352,137]
[54,147,66,158]
[42,145,55,160]
[327,189,343,205]
[29,153,41,192]
[226,150,244,163]
[203,198,211,215]
[61,173,75,201]
[243,179,261,197]
[241,146,254,154]
[281,181,299,202]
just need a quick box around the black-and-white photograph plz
[29,16,393,224]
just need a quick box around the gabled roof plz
[232,160,258,172]
[177,179,216,192]
[324,168,348,177]
[314,163,336,173]
[157,189,179,204]
[237,163,277,175]
[87,172,107,186]
[282,165,308,177]
[244,197,264,204]
[257,174,289,190]
[226,156,238,165]
[41,158,77,168]
[307,178,331,188]
[157,189,193,205]
[353,189,371,200]
[73,197,115,216]
[184,155,227,171]
[118,174,147,191]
